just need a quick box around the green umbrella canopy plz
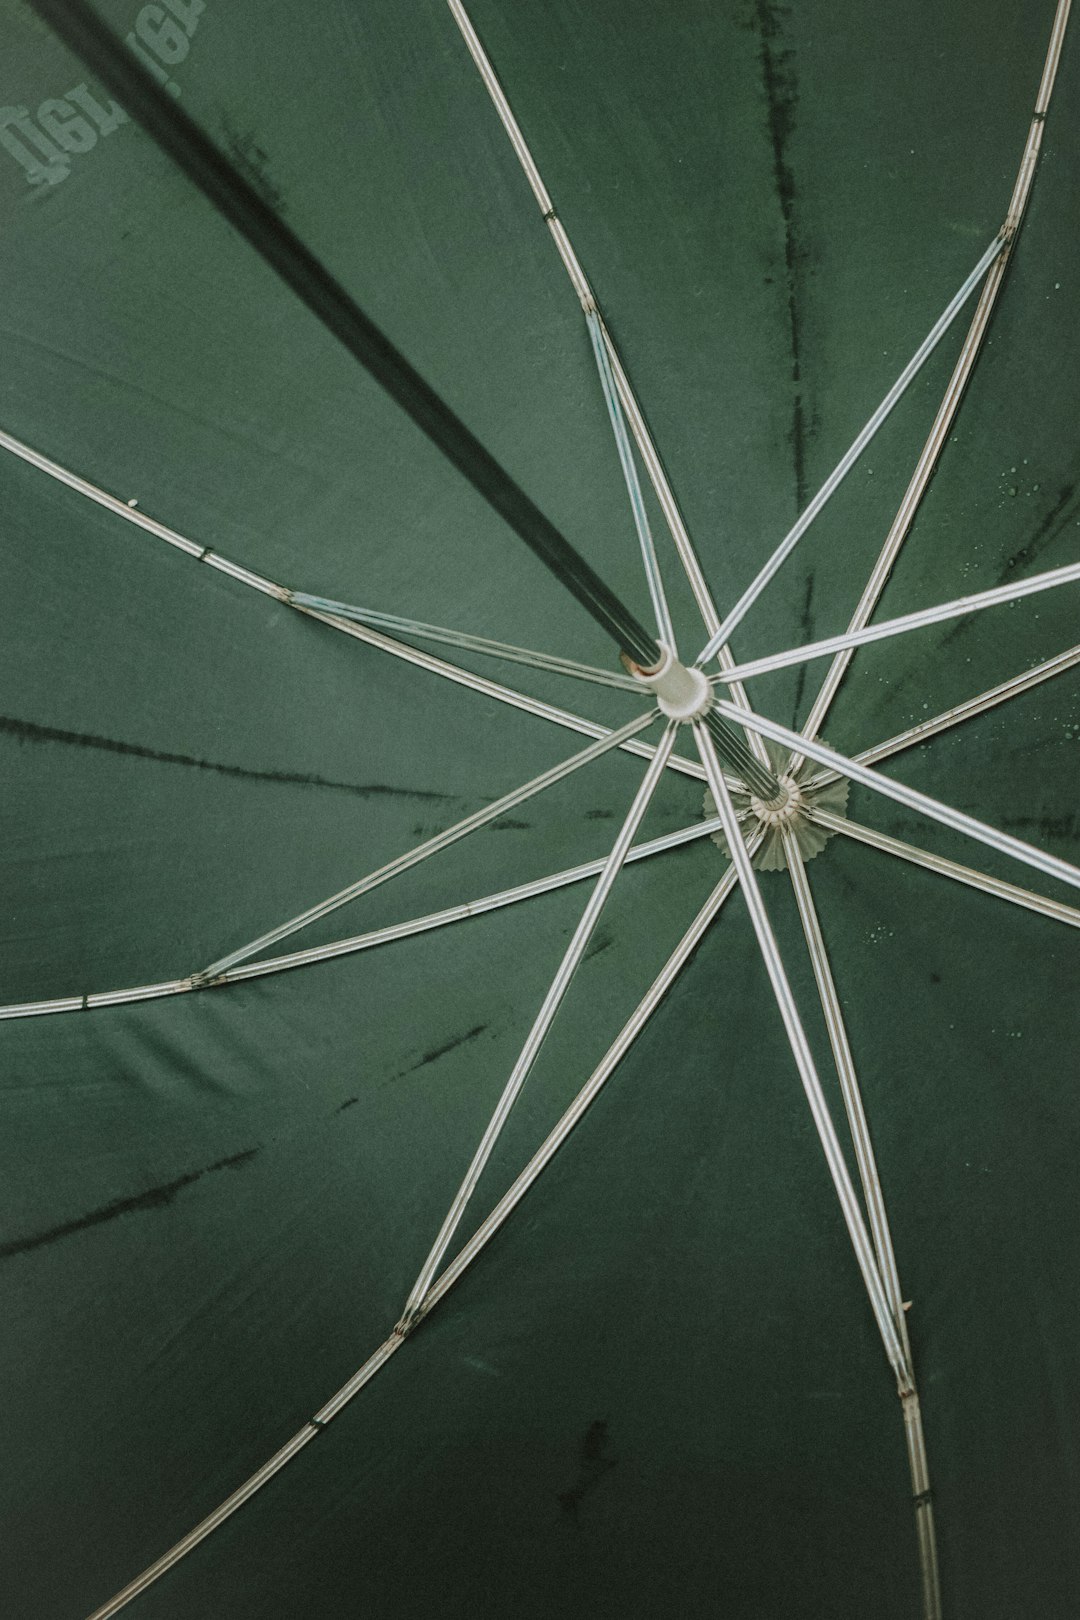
[2,1,1078,1616]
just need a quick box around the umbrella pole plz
[28,0,784,806]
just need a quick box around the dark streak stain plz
[1001,811,1077,839]
[997,481,1077,582]
[584,931,614,962]
[489,817,530,831]
[792,572,815,721]
[0,716,451,802]
[396,1023,487,1079]
[756,0,807,510]
[557,1419,617,1522]
[212,1147,258,1172]
[337,1096,359,1113]
[0,1144,261,1261]
[585,809,615,821]
[220,119,284,212]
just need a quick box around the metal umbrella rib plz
[3,3,1077,1619]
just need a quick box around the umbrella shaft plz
[29,0,662,671]
[705,710,782,802]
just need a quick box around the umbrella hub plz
[749,777,805,827]
[626,642,713,722]
[704,745,850,871]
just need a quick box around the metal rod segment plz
[290,593,641,690]
[810,808,1080,931]
[692,725,912,1390]
[0,425,703,778]
[420,841,760,1314]
[0,817,729,1023]
[805,642,1080,789]
[82,1333,405,1619]
[694,235,1005,667]
[796,0,1072,774]
[197,710,659,982]
[783,834,909,1335]
[585,310,676,648]
[713,559,1080,685]
[294,602,706,782]
[81,832,751,1619]
[398,725,678,1325]
[442,1,776,786]
[712,698,1080,895]
[784,832,941,1619]
[31,0,661,669]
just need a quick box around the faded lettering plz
[3,0,208,187]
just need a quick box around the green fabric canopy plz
[2,2,1078,1616]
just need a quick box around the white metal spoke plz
[196,710,660,983]
[712,559,1080,685]
[712,697,1080,897]
[0,425,705,781]
[795,0,1072,775]
[82,828,751,1620]
[398,724,678,1326]
[805,642,1080,789]
[783,834,940,1620]
[694,234,1005,668]
[290,592,641,692]
[0,814,729,1022]
[692,724,913,1391]
[799,9,1068,764]
[83,1332,406,1620]
[810,807,1080,932]
[422,843,759,1306]
[585,309,676,648]
[783,837,907,1332]
[292,598,707,780]
[445,0,776,774]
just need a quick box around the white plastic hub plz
[630,643,713,722]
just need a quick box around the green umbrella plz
[3,1,1078,1616]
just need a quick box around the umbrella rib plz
[803,641,1080,788]
[81,836,748,1620]
[713,697,1080,896]
[693,234,1006,668]
[194,709,660,983]
[418,844,759,1314]
[794,0,1073,762]
[584,309,676,649]
[397,724,678,1327]
[710,559,1080,685]
[809,808,1080,932]
[692,724,913,1390]
[0,426,704,780]
[0,816,729,1022]
[289,591,642,692]
[444,0,776,776]
[782,833,940,1620]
